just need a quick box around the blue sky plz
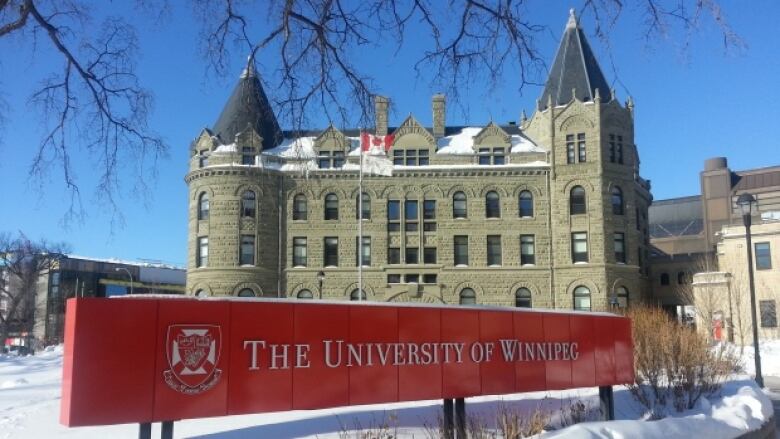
[1,1,778,266]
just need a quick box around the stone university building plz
[185,11,653,311]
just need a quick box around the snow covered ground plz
[0,344,775,439]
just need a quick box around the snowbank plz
[0,345,774,439]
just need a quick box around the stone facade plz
[694,221,780,341]
[185,12,653,311]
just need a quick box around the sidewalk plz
[763,376,780,438]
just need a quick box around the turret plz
[212,56,282,150]
[538,9,611,110]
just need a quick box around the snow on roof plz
[510,134,545,152]
[436,127,482,154]
[64,254,184,270]
[263,137,318,159]
[213,143,237,153]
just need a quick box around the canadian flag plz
[358,131,394,176]
[360,132,395,152]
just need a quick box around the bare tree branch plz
[2,0,166,226]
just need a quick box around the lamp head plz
[317,270,325,282]
[736,192,756,217]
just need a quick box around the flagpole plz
[358,132,364,301]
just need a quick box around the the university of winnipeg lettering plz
[243,339,581,370]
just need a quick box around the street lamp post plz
[736,192,763,388]
[115,267,134,295]
[317,270,325,300]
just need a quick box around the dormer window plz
[478,147,505,165]
[199,151,209,168]
[392,149,429,166]
[318,150,345,169]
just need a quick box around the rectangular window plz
[324,237,338,267]
[418,149,430,165]
[614,232,626,263]
[454,236,469,266]
[241,147,254,165]
[199,154,209,168]
[387,200,400,232]
[617,135,624,164]
[333,151,345,168]
[405,149,416,166]
[318,151,344,169]
[424,247,437,264]
[756,243,772,270]
[293,237,307,267]
[478,148,491,165]
[493,147,505,165]
[356,236,371,266]
[577,133,586,163]
[392,149,429,166]
[387,247,400,264]
[487,235,502,266]
[197,237,208,267]
[423,200,436,231]
[240,235,255,266]
[387,274,401,283]
[393,150,404,166]
[318,151,331,169]
[422,274,438,284]
[760,300,777,328]
[423,200,436,219]
[479,147,506,165]
[566,134,575,164]
[405,274,419,283]
[608,134,616,163]
[405,200,418,231]
[520,235,535,265]
[405,247,419,264]
[572,232,588,263]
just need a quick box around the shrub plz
[624,306,739,418]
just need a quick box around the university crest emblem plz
[163,325,222,395]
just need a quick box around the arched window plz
[293,194,307,220]
[241,190,256,218]
[660,273,670,285]
[459,288,476,305]
[611,186,624,215]
[195,289,208,297]
[297,289,313,299]
[237,288,256,297]
[324,193,339,220]
[615,286,629,308]
[453,191,467,218]
[485,191,500,218]
[515,288,532,308]
[198,193,209,220]
[519,191,533,217]
[356,192,371,220]
[350,289,367,301]
[573,286,591,311]
[570,186,586,215]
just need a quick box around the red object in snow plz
[60,297,634,427]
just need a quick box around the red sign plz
[60,297,634,427]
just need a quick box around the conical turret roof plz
[539,10,611,110]
[212,57,282,150]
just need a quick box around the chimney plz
[375,95,389,136]
[432,94,446,138]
